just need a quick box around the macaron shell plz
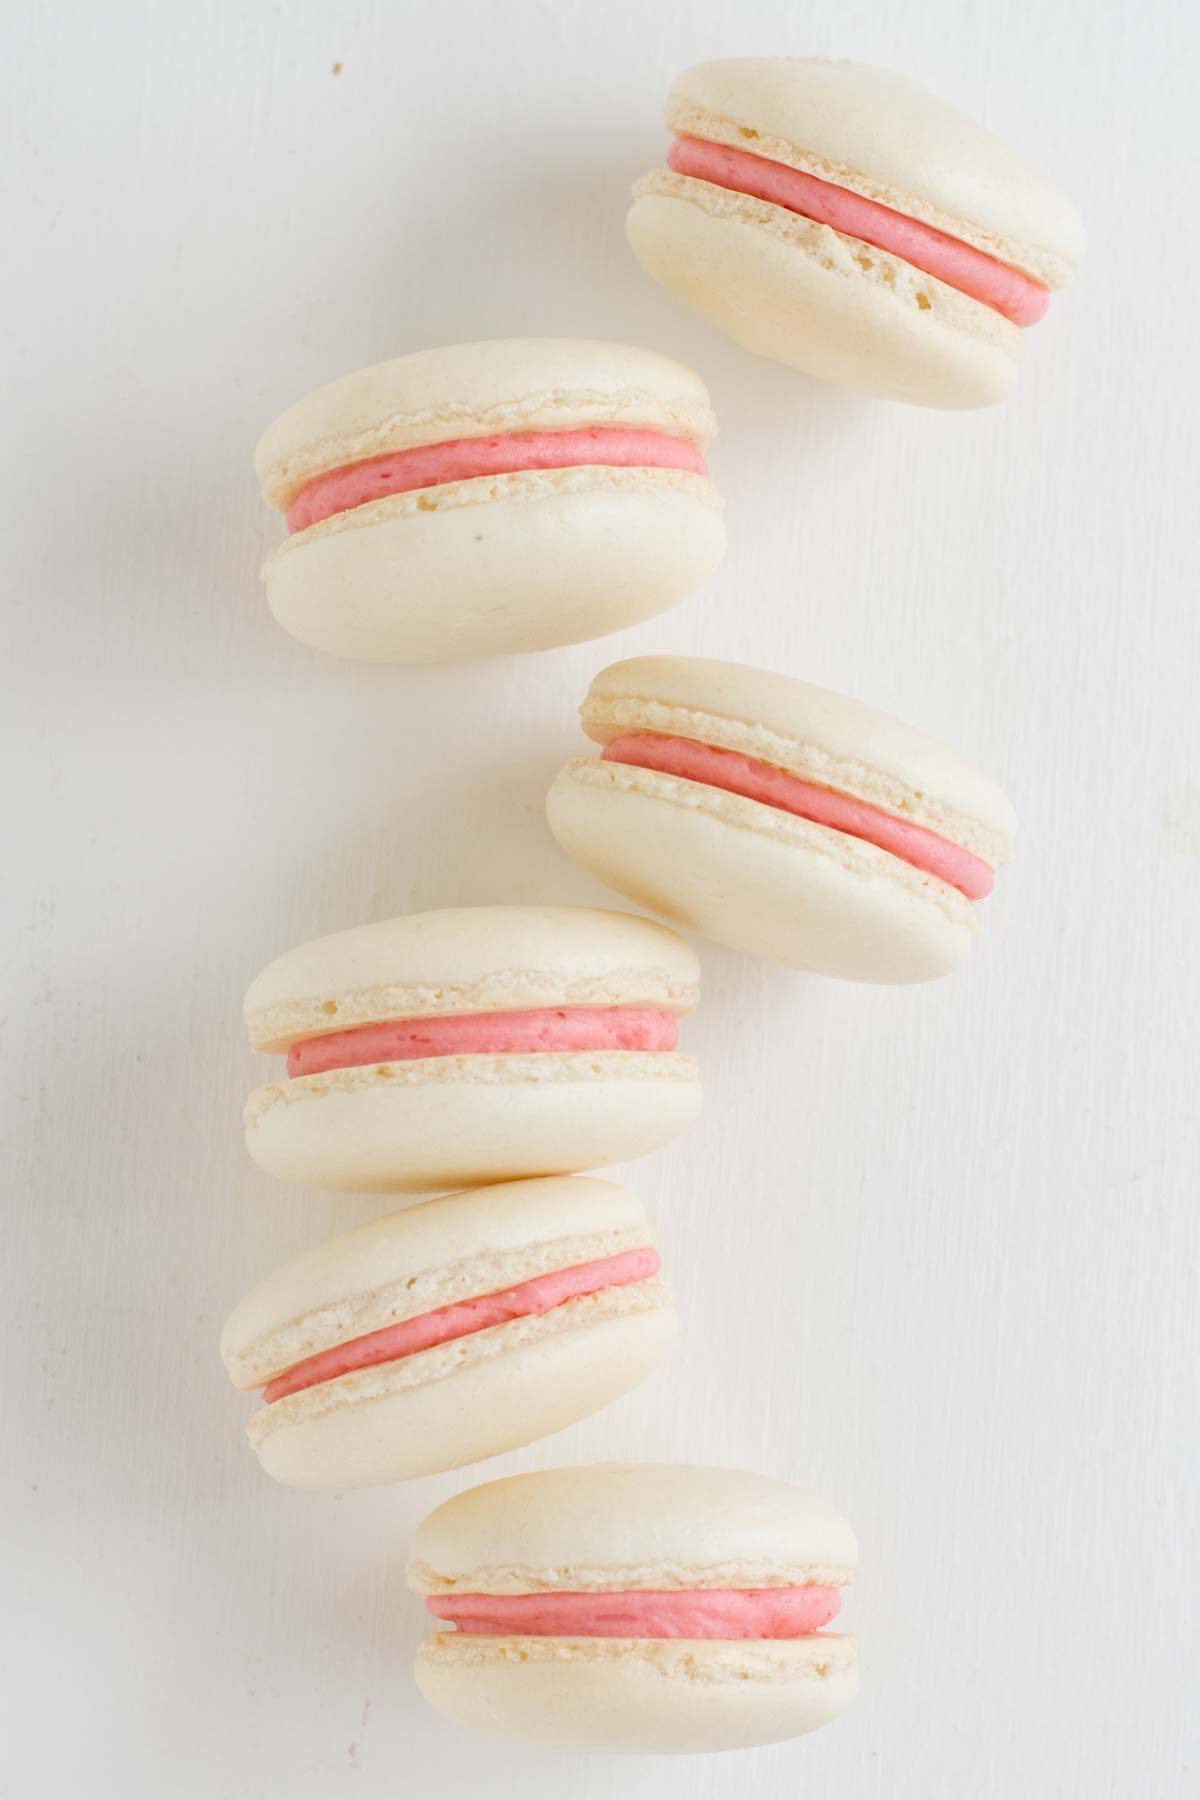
[582,654,1016,855]
[547,759,973,982]
[410,1463,856,1587]
[262,470,725,663]
[627,182,1018,408]
[244,1051,703,1193]
[414,1631,859,1753]
[252,1305,678,1490]
[221,1173,658,1386]
[667,58,1084,275]
[255,337,717,508]
[245,903,702,1054]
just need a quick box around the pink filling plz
[667,135,1049,327]
[287,1007,679,1079]
[602,733,993,900]
[286,427,708,533]
[426,1585,841,1639]
[262,1247,660,1404]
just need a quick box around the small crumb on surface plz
[332,62,343,75]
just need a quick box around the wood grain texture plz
[3,1,1197,1794]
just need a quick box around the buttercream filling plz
[600,732,993,899]
[287,427,709,532]
[425,1584,841,1638]
[666,135,1049,326]
[286,1007,680,1078]
[261,1247,660,1404]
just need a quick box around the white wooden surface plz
[4,2,1197,1794]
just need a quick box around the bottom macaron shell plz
[263,475,726,663]
[547,762,974,982]
[626,188,1019,409]
[414,1631,859,1754]
[253,1306,678,1490]
[244,1052,702,1193]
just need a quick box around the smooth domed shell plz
[409,1463,857,1591]
[667,59,1085,278]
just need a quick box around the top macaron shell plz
[255,338,726,663]
[546,657,1015,983]
[409,1463,858,1592]
[243,905,703,1194]
[626,58,1084,407]
[409,1464,859,1754]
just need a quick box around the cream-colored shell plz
[244,1050,702,1193]
[221,1174,658,1385]
[547,759,974,982]
[627,177,1019,408]
[408,1463,858,1591]
[244,904,702,1052]
[414,1631,859,1753]
[666,59,1084,281]
[255,338,718,510]
[580,655,1016,859]
[261,465,726,664]
[252,1302,678,1491]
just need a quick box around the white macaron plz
[546,656,1015,983]
[221,1178,675,1491]
[254,338,726,662]
[409,1463,858,1754]
[626,58,1083,407]
[243,905,702,1193]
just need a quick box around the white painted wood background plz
[4,1,1197,1794]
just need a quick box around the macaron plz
[221,1178,675,1490]
[546,656,1015,983]
[626,58,1084,407]
[408,1464,858,1753]
[254,338,726,661]
[243,905,702,1193]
